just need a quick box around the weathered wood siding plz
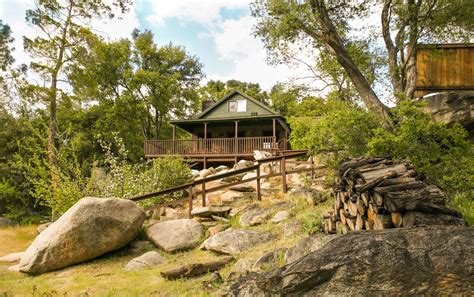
[203,93,273,119]
[415,44,474,97]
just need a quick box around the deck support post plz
[234,121,239,154]
[272,118,276,149]
[281,156,287,193]
[188,185,193,219]
[256,165,261,201]
[203,157,207,169]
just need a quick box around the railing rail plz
[130,151,313,217]
[144,136,281,156]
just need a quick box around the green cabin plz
[144,90,291,166]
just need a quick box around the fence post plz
[256,165,261,201]
[310,156,314,180]
[188,185,193,219]
[281,157,287,193]
[202,182,206,207]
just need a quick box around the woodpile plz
[324,157,466,234]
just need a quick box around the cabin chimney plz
[202,100,215,112]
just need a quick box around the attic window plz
[228,99,247,112]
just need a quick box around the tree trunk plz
[307,0,393,128]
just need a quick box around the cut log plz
[339,157,386,175]
[369,202,385,214]
[346,218,356,231]
[384,187,460,216]
[391,212,403,228]
[356,197,366,215]
[160,256,233,280]
[374,192,384,207]
[374,181,426,194]
[355,170,398,193]
[402,211,467,228]
[339,209,347,225]
[355,214,364,231]
[360,164,407,182]
[374,214,393,230]
[348,201,358,217]
[367,207,375,223]
[361,192,369,207]
[364,220,374,230]
[378,177,417,187]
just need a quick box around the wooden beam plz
[256,166,261,201]
[281,156,287,193]
[204,122,208,140]
[272,118,276,148]
[234,121,238,154]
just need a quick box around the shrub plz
[88,136,192,207]
[368,101,473,196]
[288,99,381,168]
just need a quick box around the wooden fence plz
[130,151,314,217]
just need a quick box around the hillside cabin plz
[144,90,291,166]
[415,43,474,97]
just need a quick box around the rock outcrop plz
[230,226,474,296]
[422,92,474,131]
[200,228,274,254]
[146,219,204,252]
[18,197,146,275]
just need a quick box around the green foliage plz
[88,135,192,207]
[368,101,473,195]
[448,193,474,226]
[289,99,382,166]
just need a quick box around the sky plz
[0,0,310,91]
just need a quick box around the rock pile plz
[324,157,466,233]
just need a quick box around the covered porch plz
[144,116,290,162]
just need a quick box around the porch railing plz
[144,136,282,156]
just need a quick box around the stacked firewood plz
[324,157,466,234]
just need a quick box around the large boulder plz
[422,92,474,130]
[18,197,146,275]
[230,226,474,296]
[284,235,336,265]
[146,219,204,252]
[200,228,275,254]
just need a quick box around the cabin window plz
[228,99,247,112]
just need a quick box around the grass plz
[0,189,334,296]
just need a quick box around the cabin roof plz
[171,90,284,125]
[195,90,280,119]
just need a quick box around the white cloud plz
[145,0,252,26]
[208,15,315,90]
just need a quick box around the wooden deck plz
[144,136,287,157]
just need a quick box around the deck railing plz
[144,136,280,156]
[130,150,314,217]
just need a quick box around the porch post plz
[234,121,239,155]
[204,122,208,156]
[272,118,276,148]
[284,129,288,150]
